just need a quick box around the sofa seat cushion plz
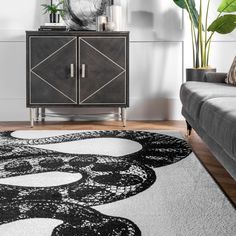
[199,97,236,161]
[180,82,236,120]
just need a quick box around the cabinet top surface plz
[26,30,129,36]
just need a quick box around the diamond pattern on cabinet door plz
[79,38,126,104]
[30,73,74,104]
[30,37,77,104]
[83,72,126,104]
[30,37,74,68]
[82,37,126,69]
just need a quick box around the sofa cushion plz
[205,72,227,83]
[180,82,236,120]
[199,97,236,161]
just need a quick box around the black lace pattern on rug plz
[0,130,191,235]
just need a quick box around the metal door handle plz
[81,64,86,78]
[70,64,74,78]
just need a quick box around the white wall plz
[0,0,235,121]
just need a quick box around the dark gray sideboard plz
[26,31,129,127]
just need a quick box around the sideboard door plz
[28,36,77,106]
[79,37,127,106]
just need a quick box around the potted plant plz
[41,1,65,23]
[172,0,236,81]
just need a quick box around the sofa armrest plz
[204,72,227,83]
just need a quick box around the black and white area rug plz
[0,130,235,236]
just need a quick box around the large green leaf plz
[189,0,199,28]
[208,14,236,34]
[173,0,199,28]
[218,0,236,13]
[173,0,185,8]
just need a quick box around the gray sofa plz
[180,72,236,180]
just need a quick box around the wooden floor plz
[0,120,235,205]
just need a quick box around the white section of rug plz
[1,130,235,236]
[12,131,142,157]
[0,171,82,187]
[11,130,79,139]
[0,219,62,236]
[30,138,142,157]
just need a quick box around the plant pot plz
[50,13,60,23]
[186,68,216,82]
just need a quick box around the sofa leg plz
[186,121,192,136]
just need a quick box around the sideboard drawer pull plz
[70,64,74,78]
[81,64,86,78]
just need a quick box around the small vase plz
[186,68,216,82]
[50,13,60,23]
[106,1,122,31]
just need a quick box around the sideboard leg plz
[41,107,45,122]
[186,120,192,136]
[121,108,127,127]
[30,108,34,128]
[35,108,39,122]
[118,107,122,121]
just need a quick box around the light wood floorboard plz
[0,120,235,205]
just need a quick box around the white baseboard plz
[0,97,184,121]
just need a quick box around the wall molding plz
[130,40,183,43]
[211,40,236,43]
[0,98,25,100]
[131,40,185,86]
[0,30,26,42]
